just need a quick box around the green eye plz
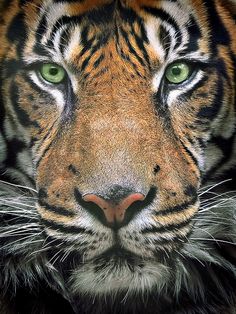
[165,62,191,84]
[39,63,66,84]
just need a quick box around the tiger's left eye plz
[165,62,191,84]
[39,63,66,84]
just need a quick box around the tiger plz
[0,0,236,313]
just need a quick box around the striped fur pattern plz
[0,0,236,313]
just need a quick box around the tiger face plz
[0,0,235,310]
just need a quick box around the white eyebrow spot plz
[64,25,81,62]
[152,69,165,92]
[145,18,166,63]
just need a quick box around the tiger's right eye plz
[39,63,66,84]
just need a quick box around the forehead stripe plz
[203,0,231,50]
[142,6,182,49]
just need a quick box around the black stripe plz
[36,136,56,168]
[0,0,14,11]
[116,2,151,67]
[142,6,182,48]
[80,34,110,74]
[0,66,6,136]
[132,29,151,69]
[197,77,223,119]
[35,14,48,45]
[46,16,82,50]
[179,140,199,169]
[139,19,149,44]
[59,27,70,56]
[93,54,105,69]
[155,196,198,216]
[159,25,171,58]
[184,184,197,198]
[41,218,93,235]
[10,81,40,128]
[81,2,115,25]
[1,59,24,78]
[7,12,27,57]
[119,27,147,68]
[142,217,192,234]
[152,87,170,121]
[79,26,96,57]
[212,134,236,162]
[215,58,230,83]
[22,73,49,96]
[5,139,26,168]
[7,12,26,43]
[48,2,114,48]
[90,67,109,80]
[117,47,142,77]
[184,15,202,53]
[116,29,134,65]
[19,0,31,6]
[80,55,90,73]
[117,1,140,23]
[30,116,58,149]
[62,77,77,120]
[204,130,236,181]
[203,0,231,53]
[38,200,76,218]
[177,74,209,101]
[33,43,53,58]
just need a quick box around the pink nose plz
[82,193,145,224]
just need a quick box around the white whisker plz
[0,180,37,193]
[191,238,236,246]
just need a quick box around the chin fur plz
[0,181,236,313]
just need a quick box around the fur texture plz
[0,0,236,313]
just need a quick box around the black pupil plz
[172,67,181,76]
[49,67,59,76]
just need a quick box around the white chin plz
[69,259,170,297]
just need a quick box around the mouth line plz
[92,245,145,265]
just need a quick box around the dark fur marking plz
[155,195,198,216]
[185,15,202,53]
[142,6,182,48]
[39,199,76,218]
[10,81,40,128]
[153,164,160,175]
[68,164,80,176]
[184,184,197,197]
[142,217,192,234]
[41,218,93,234]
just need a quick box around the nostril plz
[83,193,145,211]
[83,193,145,224]
[118,193,145,212]
[83,194,108,211]
[75,187,157,228]
[124,187,156,222]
